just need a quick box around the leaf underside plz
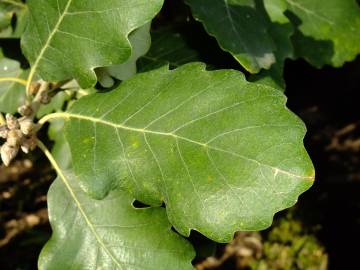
[64,63,314,242]
[21,0,163,88]
[39,172,194,270]
[97,23,152,87]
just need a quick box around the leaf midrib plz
[27,0,74,89]
[40,141,124,269]
[41,112,315,180]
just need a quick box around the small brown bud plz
[19,119,34,135]
[7,129,23,147]
[5,114,19,130]
[18,105,33,116]
[29,82,41,96]
[1,143,19,166]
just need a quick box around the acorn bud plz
[5,114,19,130]
[0,125,8,139]
[18,105,33,117]
[20,119,34,135]
[1,143,18,166]
[7,129,23,147]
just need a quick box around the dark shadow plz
[285,55,360,270]
[285,10,334,67]
[0,39,29,68]
[132,200,151,209]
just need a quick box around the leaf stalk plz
[0,77,27,86]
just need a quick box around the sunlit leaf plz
[62,63,314,242]
[21,0,163,88]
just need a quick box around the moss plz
[250,213,328,270]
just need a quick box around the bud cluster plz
[0,111,38,166]
[0,80,60,166]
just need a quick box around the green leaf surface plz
[97,23,152,87]
[61,63,314,242]
[39,172,194,270]
[0,0,28,38]
[48,118,72,170]
[0,57,27,113]
[266,0,360,67]
[138,29,200,72]
[21,0,163,88]
[185,0,276,73]
[264,0,289,24]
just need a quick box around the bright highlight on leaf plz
[55,63,315,242]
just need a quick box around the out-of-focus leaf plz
[0,0,28,38]
[0,57,27,113]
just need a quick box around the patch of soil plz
[0,154,53,270]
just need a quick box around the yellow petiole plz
[0,77,28,86]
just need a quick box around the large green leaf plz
[265,0,360,67]
[48,118,72,170]
[59,63,314,242]
[21,0,163,88]
[138,29,200,72]
[0,57,27,113]
[0,0,28,38]
[185,0,276,73]
[39,172,194,270]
